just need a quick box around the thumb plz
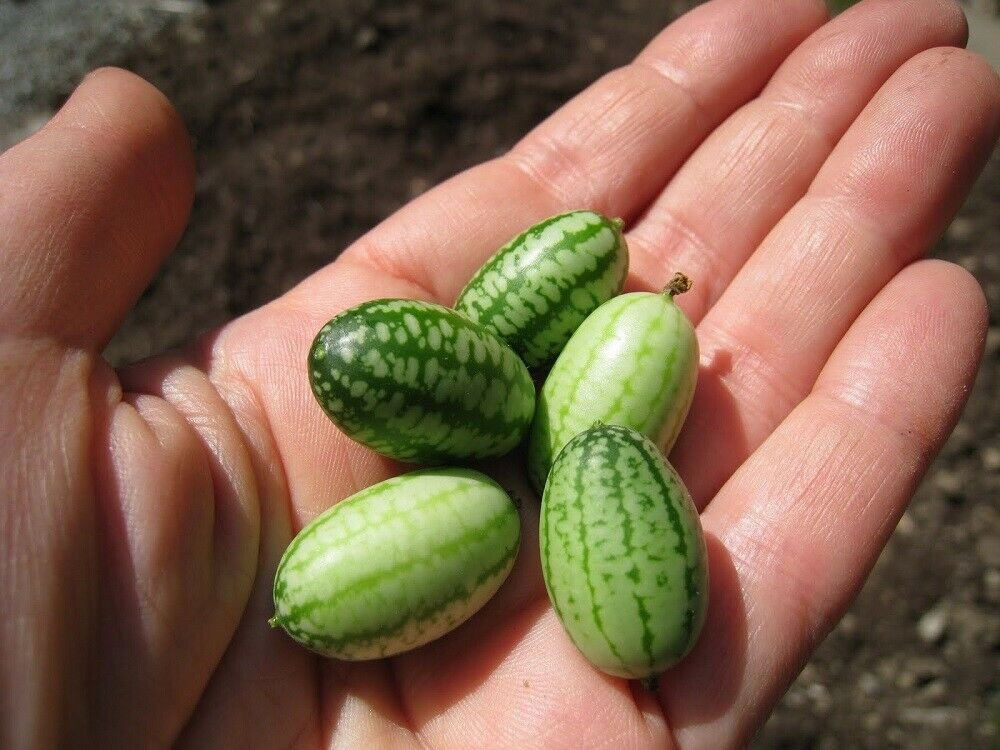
[0,67,194,350]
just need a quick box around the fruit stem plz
[663,272,692,298]
[268,615,281,628]
[612,217,625,230]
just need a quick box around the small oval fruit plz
[540,424,708,678]
[454,210,628,368]
[527,274,697,492]
[309,298,536,462]
[271,468,521,659]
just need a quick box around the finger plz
[658,260,988,748]
[669,46,1000,504]
[0,67,194,350]
[626,0,969,318]
[284,0,826,311]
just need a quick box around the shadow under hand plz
[670,347,751,510]
[658,531,749,736]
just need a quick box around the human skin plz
[0,0,997,748]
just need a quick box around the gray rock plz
[806,682,832,715]
[858,672,880,697]
[931,469,964,497]
[917,602,950,644]
[981,445,1000,472]
[918,678,949,702]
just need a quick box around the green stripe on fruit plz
[454,210,628,368]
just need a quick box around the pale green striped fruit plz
[271,468,520,659]
[309,299,536,463]
[527,274,698,492]
[541,424,708,678]
[454,210,628,368]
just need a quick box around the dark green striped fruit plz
[540,424,708,678]
[271,468,520,659]
[528,274,698,492]
[309,299,536,462]
[454,210,628,368]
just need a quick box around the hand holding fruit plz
[278,214,706,679]
[1,1,997,747]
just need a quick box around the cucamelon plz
[271,468,520,659]
[527,274,698,492]
[309,299,536,462]
[454,210,628,368]
[540,424,708,678]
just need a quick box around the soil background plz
[1,1,997,747]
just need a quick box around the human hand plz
[2,0,997,747]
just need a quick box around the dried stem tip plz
[664,272,692,297]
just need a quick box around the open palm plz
[2,1,998,748]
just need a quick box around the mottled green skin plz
[540,425,708,678]
[309,299,536,462]
[527,290,698,492]
[272,468,520,659]
[454,210,628,368]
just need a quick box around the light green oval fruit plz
[271,468,520,659]
[309,298,535,463]
[527,273,698,492]
[454,210,629,368]
[540,424,708,678]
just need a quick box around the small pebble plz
[932,469,963,497]
[958,254,979,272]
[858,672,880,696]
[919,678,948,701]
[946,216,976,241]
[895,511,917,537]
[835,612,858,636]
[917,603,950,644]
[354,26,378,51]
[981,445,1000,472]
[805,682,832,714]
